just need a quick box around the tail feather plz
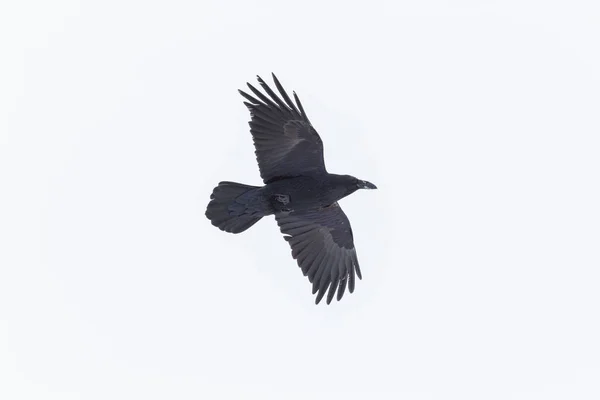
[206,181,263,233]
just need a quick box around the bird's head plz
[334,174,377,199]
[356,178,377,190]
[341,175,377,191]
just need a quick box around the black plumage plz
[205,74,376,304]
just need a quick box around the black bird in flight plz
[206,74,377,304]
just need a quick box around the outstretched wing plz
[239,74,326,184]
[275,203,362,304]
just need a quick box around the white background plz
[1,1,599,399]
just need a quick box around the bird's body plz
[260,174,360,214]
[206,74,376,304]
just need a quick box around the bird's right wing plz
[239,74,326,184]
[275,203,362,305]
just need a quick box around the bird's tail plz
[205,181,264,233]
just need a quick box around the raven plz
[206,74,376,304]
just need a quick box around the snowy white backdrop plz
[1,1,599,399]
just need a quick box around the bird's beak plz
[357,180,377,190]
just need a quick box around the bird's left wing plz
[238,74,326,184]
[275,203,362,304]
